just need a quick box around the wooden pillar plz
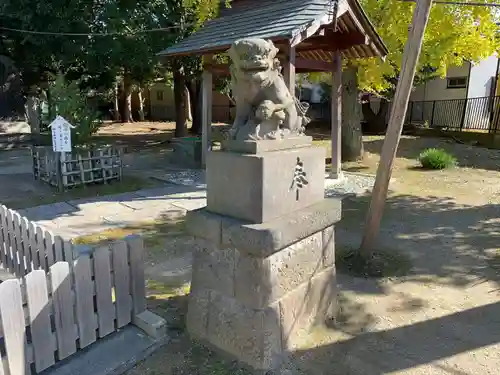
[201,70,213,168]
[330,50,342,180]
[360,0,433,252]
[283,45,296,97]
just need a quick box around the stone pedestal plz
[171,137,202,169]
[186,140,341,371]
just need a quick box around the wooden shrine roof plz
[158,0,388,61]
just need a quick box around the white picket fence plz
[0,204,75,278]
[0,205,147,375]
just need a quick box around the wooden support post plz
[283,45,296,97]
[360,0,433,253]
[330,50,342,180]
[201,70,213,168]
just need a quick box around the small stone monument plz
[185,38,341,372]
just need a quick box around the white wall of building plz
[409,63,470,102]
[464,55,498,129]
[467,55,498,98]
[406,56,500,129]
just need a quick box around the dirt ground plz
[4,122,500,374]
[68,131,500,374]
[93,121,229,151]
[317,135,500,205]
[96,120,230,134]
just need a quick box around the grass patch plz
[5,175,157,210]
[336,246,413,278]
[73,216,186,251]
[146,279,191,300]
[418,148,457,170]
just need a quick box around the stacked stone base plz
[186,199,341,371]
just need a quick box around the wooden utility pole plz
[330,50,342,180]
[360,0,433,253]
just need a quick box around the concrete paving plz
[18,184,207,240]
[48,325,167,375]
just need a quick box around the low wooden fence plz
[32,146,122,191]
[0,205,147,375]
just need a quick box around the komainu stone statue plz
[227,38,311,141]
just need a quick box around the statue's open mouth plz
[240,62,270,73]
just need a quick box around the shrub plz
[418,148,457,170]
[45,74,103,146]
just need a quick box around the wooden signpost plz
[49,115,74,153]
[48,115,75,191]
[360,0,434,253]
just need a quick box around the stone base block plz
[186,198,341,258]
[189,226,335,309]
[186,199,341,371]
[133,310,167,340]
[221,136,312,154]
[187,266,337,371]
[206,145,326,224]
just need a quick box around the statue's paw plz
[263,131,277,140]
[248,134,261,141]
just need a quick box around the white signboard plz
[49,116,74,152]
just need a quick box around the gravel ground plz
[158,170,206,188]
[325,173,375,197]
[159,170,376,198]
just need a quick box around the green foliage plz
[47,75,102,146]
[418,148,457,170]
[358,0,500,95]
[303,2,499,98]
[0,0,222,93]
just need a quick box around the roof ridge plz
[213,0,328,23]
[158,0,387,59]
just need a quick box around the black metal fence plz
[149,95,500,134]
[407,96,500,132]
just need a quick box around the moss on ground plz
[73,216,185,252]
[336,246,413,278]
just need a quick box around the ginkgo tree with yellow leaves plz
[311,0,500,160]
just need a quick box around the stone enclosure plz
[170,137,202,169]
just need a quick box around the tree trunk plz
[113,80,121,122]
[46,88,53,122]
[173,62,187,138]
[137,87,145,122]
[184,85,192,122]
[122,74,133,123]
[25,86,41,134]
[341,66,364,162]
[187,79,202,135]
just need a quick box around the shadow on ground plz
[336,194,500,293]
[290,300,500,375]
[119,190,500,375]
[134,287,500,374]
